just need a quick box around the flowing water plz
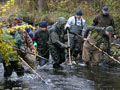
[0,61,120,90]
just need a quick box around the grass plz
[0,0,97,27]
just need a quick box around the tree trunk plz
[37,0,46,13]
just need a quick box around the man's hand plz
[84,38,88,41]
[21,50,25,53]
[32,49,35,54]
[67,45,70,49]
[65,45,70,49]
[66,27,70,31]
[114,35,117,39]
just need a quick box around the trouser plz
[82,39,101,65]
[37,47,49,59]
[20,53,36,68]
[37,47,49,66]
[50,47,65,68]
[69,34,83,58]
[3,61,24,78]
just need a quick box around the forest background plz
[0,0,120,64]
[0,0,120,36]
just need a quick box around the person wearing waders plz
[49,17,70,68]
[3,23,24,78]
[13,15,36,69]
[82,26,114,66]
[34,21,49,65]
[65,9,86,60]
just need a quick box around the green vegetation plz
[1,0,119,34]
[0,0,120,64]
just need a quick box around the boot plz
[53,64,63,69]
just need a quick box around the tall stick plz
[88,42,120,64]
[19,57,44,81]
[114,43,120,46]
[15,48,48,61]
[67,30,72,65]
[75,33,120,64]
[19,57,56,87]
[28,52,48,61]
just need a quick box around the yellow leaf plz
[2,9,6,13]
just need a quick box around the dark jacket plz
[34,29,49,47]
[49,23,67,49]
[92,13,116,34]
[84,26,110,53]
[34,28,49,53]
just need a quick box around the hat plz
[57,17,66,25]
[56,17,66,28]
[102,6,109,13]
[16,14,23,20]
[76,9,82,16]
[105,26,114,34]
[40,21,47,28]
